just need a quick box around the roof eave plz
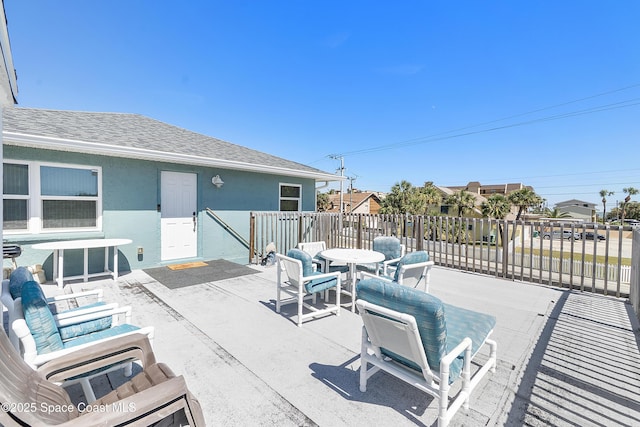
[3,132,343,182]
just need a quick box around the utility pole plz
[330,155,345,231]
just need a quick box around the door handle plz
[193,211,197,231]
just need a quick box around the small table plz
[320,248,385,312]
[32,238,132,288]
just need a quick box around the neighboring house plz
[555,199,597,223]
[439,181,535,220]
[326,191,382,214]
[2,107,341,278]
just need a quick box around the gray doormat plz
[144,259,260,289]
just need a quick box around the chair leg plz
[79,377,97,403]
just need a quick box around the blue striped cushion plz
[303,272,339,294]
[393,251,429,282]
[357,278,494,383]
[21,281,64,354]
[59,305,112,341]
[9,267,35,299]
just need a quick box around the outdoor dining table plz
[319,248,385,312]
[32,238,132,288]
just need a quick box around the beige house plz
[555,199,597,223]
[326,191,382,214]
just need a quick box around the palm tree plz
[621,187,639,222]
[420,182,442,212]
[481,194,511,244]
[507,188,543,220]
[599,189,614,224]
[481,194,511,219]
[546,207,571,218]
[445,190,475,218]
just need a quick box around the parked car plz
[581,232,606,241]
[542,230,580,240]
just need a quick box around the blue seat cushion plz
[9,267,36,299]
[58,303,112,341]
[357,278,494,383]
[63,324,140,348]
[393,251,429,282]
[21,280,65,354]
[303,271,339,294]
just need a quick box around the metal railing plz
[250,212,636,297]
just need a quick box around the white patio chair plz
[361,250,434,292]
[297,241,349,274]
[12,280,154,403]
[276,249,341,327]
[1,267,113,349]
[356,278,497,427]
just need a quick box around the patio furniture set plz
[0,266,204,426]
[276,236,498,427]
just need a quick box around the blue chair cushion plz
[357,278,494,383]
[303,272,339,294]
[373,237,402,261]
[287,249,315,277]
[63,324,140,348]
[58,303,112,341]
[393,251,429,282]
[9,267,35,299]
[21,280,65,354]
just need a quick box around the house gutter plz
[3,132,344,182]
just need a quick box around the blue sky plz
[5,1,640,208]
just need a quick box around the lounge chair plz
[276,249,341,327]
[361,250,434,292]
[0,330,205,426]
[12,280,154,402]
[356,278,497,427]
[1,267,113,350]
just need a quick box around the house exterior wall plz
[3,145,317,277]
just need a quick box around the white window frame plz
[279,183,302,212]
[3,160,103,234]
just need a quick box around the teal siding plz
[3,146,318,277]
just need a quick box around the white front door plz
[161,171,198,260]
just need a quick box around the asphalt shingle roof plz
[2,107,335,179]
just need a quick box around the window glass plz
[280,185,300,198]
[3,199,28,229]
[3,163,29,195]
[279,184,301,212]
[42,200,97,228]
[41,166,98,197]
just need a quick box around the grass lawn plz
[514,247,632,266]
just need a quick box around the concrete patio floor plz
[52,264,640,426]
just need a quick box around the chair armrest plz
[441,336,472,366]
[399,260,434,273]
[54,305,132,328]
[53,302,119,322]
[359,271,392,282]
[37,332,157,383]
[30,325,155,368]
[47,288,104,303]
[302,270,341,282]
[382,257,402,276]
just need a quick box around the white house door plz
[161,171,198,261]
